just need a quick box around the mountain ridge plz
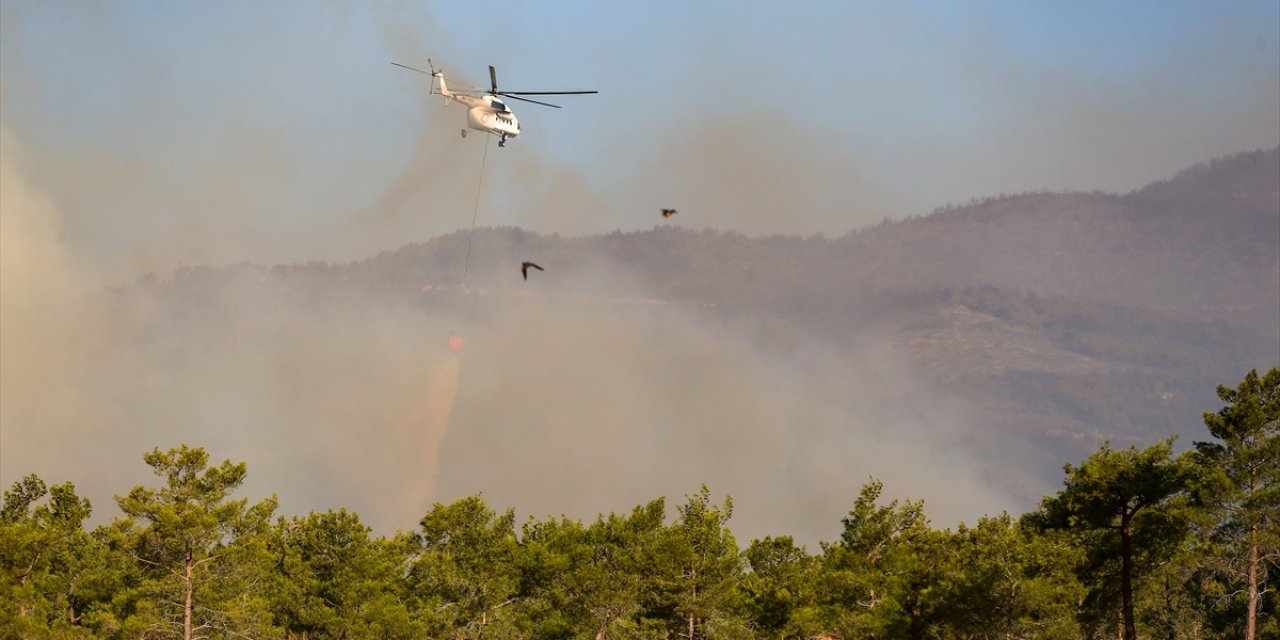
[127,147,1280,497]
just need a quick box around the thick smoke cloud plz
[436,271,1016,543]
[1,129,94,475]
[2,136,1014,542]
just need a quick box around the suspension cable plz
[460,138,490,291]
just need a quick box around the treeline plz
[3,368,1276,640]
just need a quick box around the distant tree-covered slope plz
[126,147,1279,492]
[333,148,1277,328]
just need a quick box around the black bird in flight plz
[521,261,544,280]
[661,208,678,218]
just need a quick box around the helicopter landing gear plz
[498,134,507,148]
[460,129,468,138]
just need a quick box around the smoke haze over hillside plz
[4,132,1277,544]
[2,144,1018,542]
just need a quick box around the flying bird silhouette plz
[521,261,544,280]
[661,208,678,218]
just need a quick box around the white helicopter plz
[393,59,596,147]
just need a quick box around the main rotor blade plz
[501,94,562,109]
[489,65,498,93]
[391,62,431,75]
[500,90,598,95]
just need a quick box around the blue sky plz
[3,0,1278,282]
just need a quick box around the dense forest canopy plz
[3,368,1277,639]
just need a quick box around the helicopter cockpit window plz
[491,100,508,112]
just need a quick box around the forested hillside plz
[3,368,1277,639]
[5,147,1275,638]
[347,147,1278,330]
[120,148,1277,496]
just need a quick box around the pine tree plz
[1,476,94,636]
[114,445,278,640]
[407,495,521,639]
[1026,439,1188,640]
[1193,368,1280,639]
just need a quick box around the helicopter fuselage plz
[437,73,520,144]
[454,94,520,142]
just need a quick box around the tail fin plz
[428,58,453,101]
